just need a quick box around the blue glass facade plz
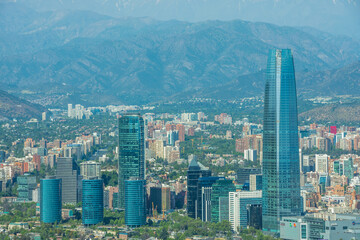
[262,49,301,233]
[82,179,104,225]
[118,115,145,209]
[40,178,62,223]
[125,179,146,227]
[197,176,225,221]
[239,198,262,229]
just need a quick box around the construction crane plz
[152,202,158,219]
[162,209,166,219]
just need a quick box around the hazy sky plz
[3,0,360,39]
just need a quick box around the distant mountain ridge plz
[9,0,360,39]
[0,4,360,106]
[0,89,46,120]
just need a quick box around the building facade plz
[229,191,262,232]
[197,176,225,222]
[82,179,104,225]
[40,177,62,223]
[80,161,101,179]
[118,114,145,209]
[56,157,81,204]
[125,179,146,227]
[187,157,211,219]
[17,174,37,202]
[211,179,236,223]
[262,49,301,233]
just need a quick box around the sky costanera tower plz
[262,49,301,234]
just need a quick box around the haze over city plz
[0,0,359,239]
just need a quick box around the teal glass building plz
[187,157,211,219]
[211,179,235,223]
[82,179,104,225]
[262,49,301,233]
[118,114,145,209]
[125,179,146,227]
[17,174,37,202]
[40,177,62,223]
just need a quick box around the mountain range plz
[9,0,360,39]
[0,90,46,120]
[0,2,360,106]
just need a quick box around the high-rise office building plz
[249,174,263,191]
[161,186,171,212]
[197,176,225,222]
[187,157,211,219]
[167,130,179,146]
[17,174,37,202]
[40,177,62,223]
[237,168,261,185]
[211,179,236,223]
[56,157,81,204]
[80,161,101,179]
[125,179,146,227]
[150,186,163,213]
[247,204,263,230]
[118,114,145,209]
[262,49,301,233]
[229,191,262,232]
[82,178,104,225]
[315,154,329,173]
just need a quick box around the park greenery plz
[130,212,233,240]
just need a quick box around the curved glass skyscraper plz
[262,49,301,234]
[82,179,104,225]
[40,177,62,223]
[125,179,146,227]
[118,114,145,209]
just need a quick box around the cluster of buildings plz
[0,133,101,194]
[299,124,360,152]
[7,48,360,240]
[184,49,360,240]
[67,104,93,119]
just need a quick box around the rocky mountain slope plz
[1,3,360,106]
[0,90,46,120]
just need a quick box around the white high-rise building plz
[315,154,329,173]
[68,104,73,118]
[244,149,257,161]
[229,191,262,232]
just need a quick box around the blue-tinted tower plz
[262,49,301,233]
[82,179,104,225]
[40,177,62,223]
[125,179,146,227]
[118,114,145,209]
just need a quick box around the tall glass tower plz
[125,178,146,227]
[262,49,301,233]
[40,177,62,224]
[82,178,104,225]
[187,157,211,219]
[118,114,145,209]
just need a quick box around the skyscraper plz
[56,157,81,204]
[80,161,101,179]
[187,157,211,219]
[229,191,262,232]
[197,176,225,222]
[118,114,145,209]
[262,49,301,233]
[210,179,236,223]
[40,177,62,224]
[82,178,104,225]
[125,178,146,227]
[17,173,37,202]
